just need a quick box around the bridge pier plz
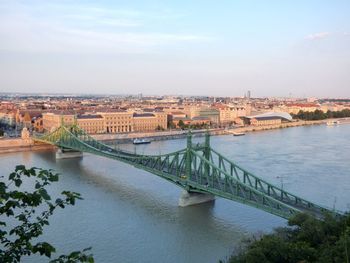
[56,148,83,159]
[178,190,215,207]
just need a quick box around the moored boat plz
[326,120,340,126]
[133,138,151,144]
[233,132,245,136]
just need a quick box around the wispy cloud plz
[64,14,143,28]
[0,1,209,54]
[305,32,330,40]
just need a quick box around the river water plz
[1,124,350,263]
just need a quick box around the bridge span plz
[34,124,339,219]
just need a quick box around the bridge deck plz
[34,124,341,220]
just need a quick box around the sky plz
[0,0,349,98]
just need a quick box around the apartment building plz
[42,110,168,134]
[42,112,75,132]
[98,111,133,133]
[198,108,220,124]
[77,115,105,134]
[214,104,251,124]
[133,111,167,132]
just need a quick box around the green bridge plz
[34,124,338,219]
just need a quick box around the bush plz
[292,109,350,121]
[226,212,350,263]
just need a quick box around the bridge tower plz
[178,131,215,207]
[55,115,83,159]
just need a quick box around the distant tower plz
[247,90,251,100]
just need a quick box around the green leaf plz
[9,172,16,180]
[35,182,42,189]
[39,188,51,201]
[14,179,22,187]
[49,174,59,182]
[15,165,25,172]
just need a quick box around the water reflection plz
[1,124,349,263]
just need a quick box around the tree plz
[293,109,350,121]
[0,165,94,263]
[178,120,185,129]
[0,129,3,137]
[226,212,350,263]
[167,121,176,129]
[155,125,164,131]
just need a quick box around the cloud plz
[305,32,330,40]
[0,1,209,54]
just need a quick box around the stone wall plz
[0,138,53,154]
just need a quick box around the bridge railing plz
[208,148,339,215]
[33,124,342,219]
[187,149,302,218]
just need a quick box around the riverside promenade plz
[92,119,329,143]
[0,119,335,153]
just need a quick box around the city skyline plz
[1,1,349,98]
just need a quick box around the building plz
[133,111,167,132]
[213,104,251,125]
[249,116,282,126]
[42,112,75,132]
[242,112,292,126]
[98,110,133,133]
[33,117,44,133]
[183,105,202,119]
[77,115,105,134]
[172,117,192,127]
[168,111,187,119]
[191,116,210,126]
[16,109,43,129]
[42,109,168,134]
[277,103,319,114]
[0,110,16,127]
[199,108,220,124]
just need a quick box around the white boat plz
[133,138,151,144]
[233,132,245,136]
[326,120,340,126]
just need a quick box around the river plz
[1,124,349,263]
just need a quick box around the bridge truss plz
[34,124,339,219]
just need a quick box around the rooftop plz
[247,112,293,121]
[77,114,103,119]
[133,113,155,117]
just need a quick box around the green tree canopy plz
[226,212,350,263]
[0,165,94,263]
[292,109,350,121]
[178,120,185,129]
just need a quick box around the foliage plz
[188,123,209,130]
[0,129,3,136]
[292,109,350,121]
[176,120,209,130]
[155,125,165,131]
[167,121,176,129]
[0,165,94,263]
[226,212,350,263]
[178,120,185,129]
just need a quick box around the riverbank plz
[0,139,54,154]
[97,119,330,143]
[0,118,339,153]
[227,119,328,134]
